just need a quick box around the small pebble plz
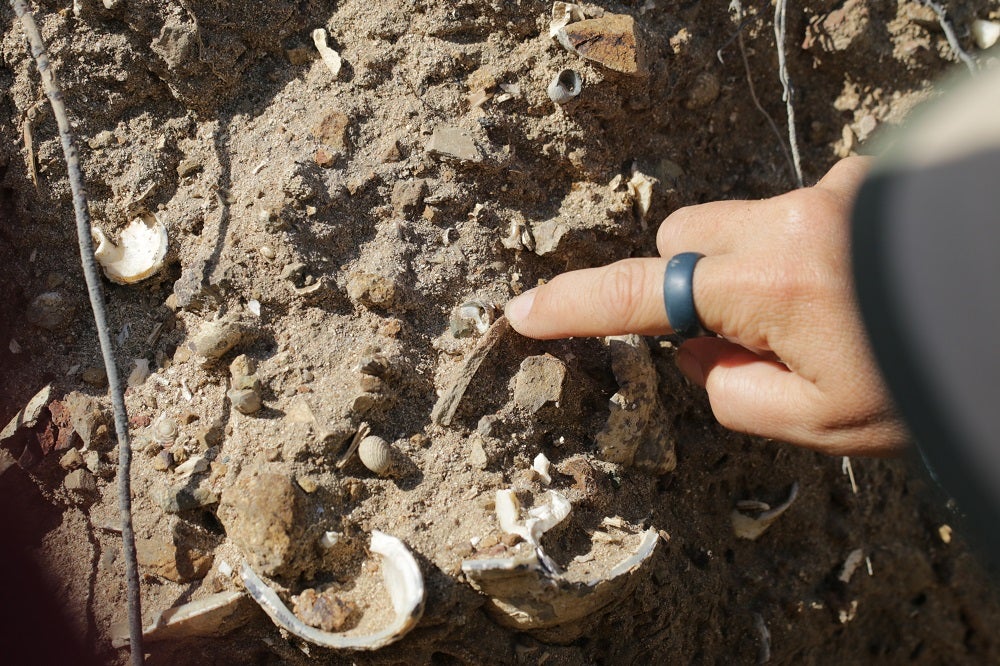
[64,469,97,493]
[259,246,276,260]
[228,388,262,414]
[153,450,174,471]
[59,448,85,471]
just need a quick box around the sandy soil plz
[2,0,1000,663]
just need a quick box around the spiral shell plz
[358,435,393,476]
[152,415,178,445]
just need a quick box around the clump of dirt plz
[2,0,1000,664]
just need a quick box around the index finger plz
[504,258,670,339]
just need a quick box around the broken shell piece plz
[449,300,496,338]
[336,423,371,469]
[549,2,585,38]
[112,591,258,647]
[972,19,1000,50]
[92,213,168,284]
[358,435,393,476]
[547,69,582,104]
[731,482,800,541]
[311,28,342,78]
[495,489,570,547]
[532,453,552,485]
[462,525,658,641]
[500,219,534,252]
[626,166,657,227]
[241,530,425,650]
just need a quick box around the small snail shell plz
[152,416,178,445]
[358,435,393,476]
[547,69,582,104]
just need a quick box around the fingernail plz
[676,349,705,386]
[505,288,537,324]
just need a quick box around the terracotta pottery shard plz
[557,14,646,76]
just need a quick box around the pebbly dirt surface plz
[2,0,1000,663]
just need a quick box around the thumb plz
[677,337,825,449]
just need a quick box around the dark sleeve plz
[851,66,1000,559]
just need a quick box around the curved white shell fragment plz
[462,527,659,639]
[495,489,570,546]
[547,69,582,104]
[240,530,425,650]
[731,481,800,541]
[92,213,168,284]
[972,19,1000,50]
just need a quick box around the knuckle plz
[597,260,649,329]
[657,205,699,252]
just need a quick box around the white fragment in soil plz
[839,548,864,583]
[181,379,194,402]
[174,455,208,479]
[731,482,799,541]
[499,83,520,96]
[842,456,858,494]
[532,453,552,485]
[972,19,1000,50]
[251,160,267,175]
[938,524,953,544]
[470,536,482,548]
[311,28,342,79]
[127,358,151,387]
[92,213,168,284]
[549,2,585,38]
[626,166,656,228]
[67,364,80,375]
[753,613,771,664]
[838,600,858,624]
[218,560,233,577]
[865,556,873,577]
[320,531,343,549]
[495,489,571,546]
[247,299,261,317]
[8,339,21,354]
[601,516,627,530]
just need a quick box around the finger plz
[655,200,758,258]
[676,337,828,449]
[505,258,669,339]
[684,254,780,351]
[815,155,872,196]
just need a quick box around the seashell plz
[731,482,799,541]
[449,300,496,338]
[151,415,178,445]
[241,530,425,650]
[358,435,393,476]
[463,487,659,642]
[972,19,1000,50]
[549,2,585,38]
[91,212,168,284]
[547,69,582,104]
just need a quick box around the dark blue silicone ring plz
[664,252,709,339]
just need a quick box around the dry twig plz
[721,3,798,187]
[920,0,978,75]
[8,2,144,663]
[773,0,803,187]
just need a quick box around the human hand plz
[504,157,907,456]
